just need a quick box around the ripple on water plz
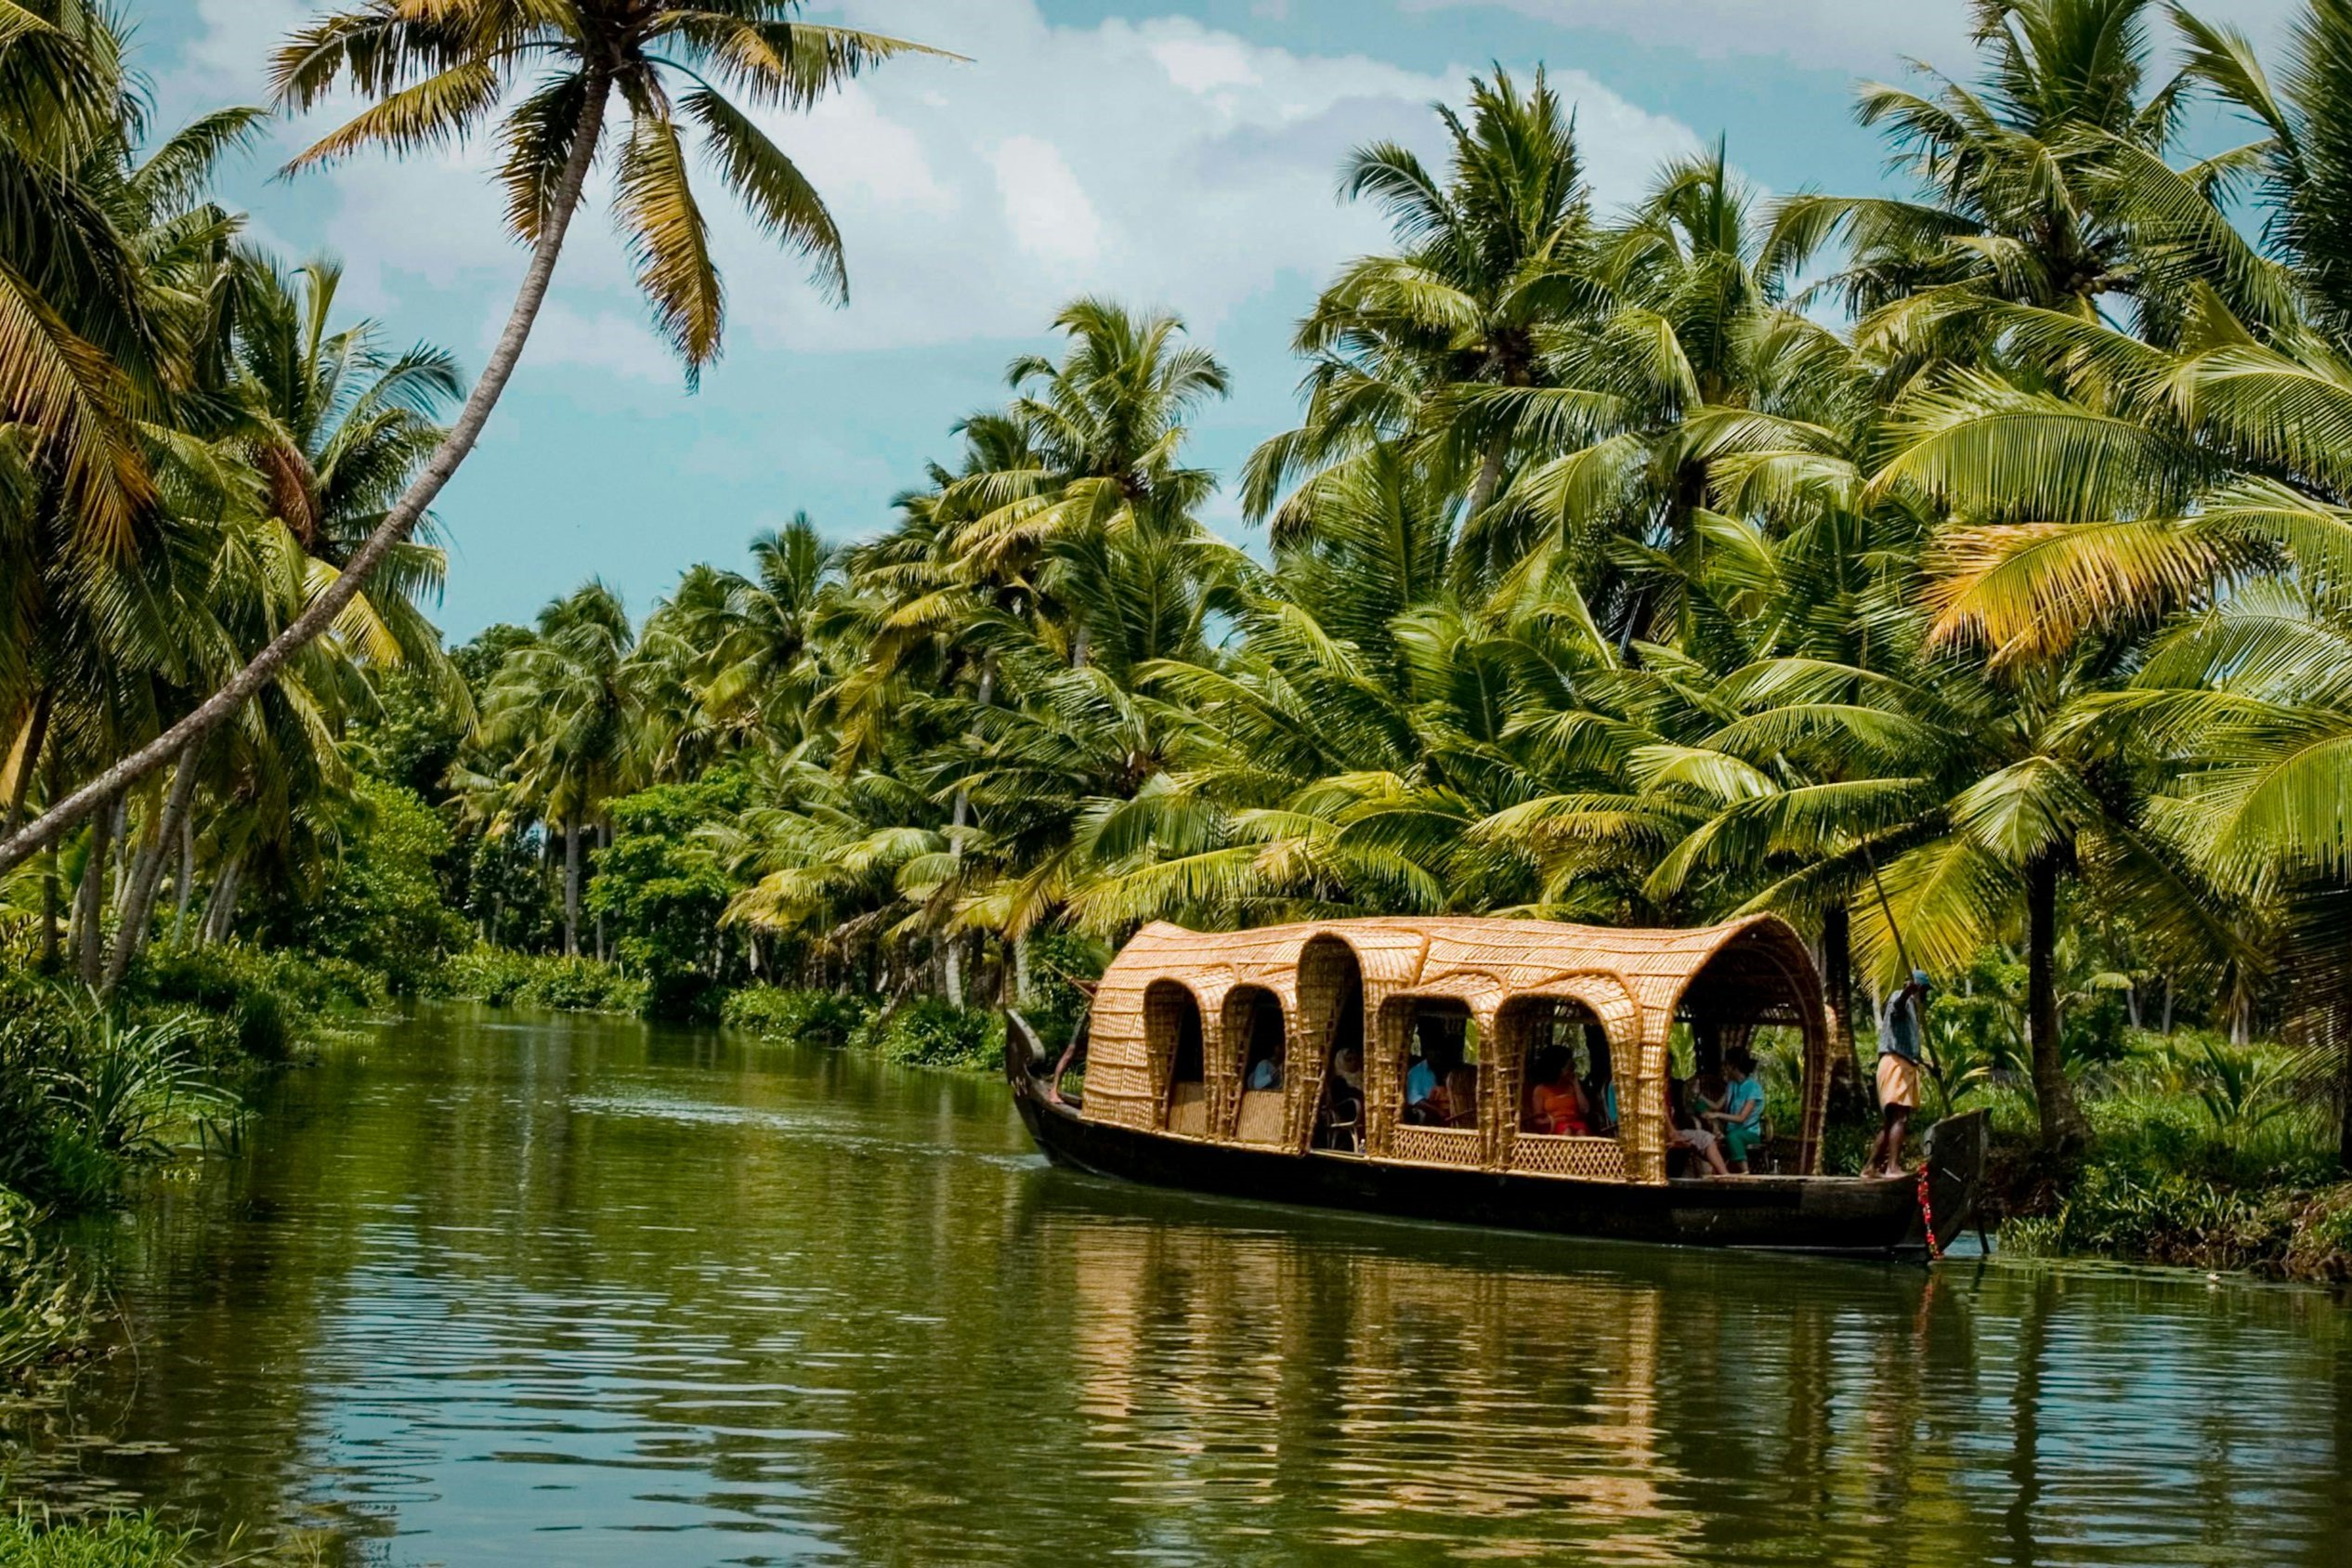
[6,1006,2350,1566]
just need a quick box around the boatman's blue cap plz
[1912,969,1932,988]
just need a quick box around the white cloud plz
[521,301,681,386]
[172,0,1698,376]
[722,1,1695,354]
[1402,0,2302,75]
[1153,32,1264,93]
[990,135,1109,271]
[176,0,307,100]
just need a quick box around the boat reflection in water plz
[1020,1173,1999,1563]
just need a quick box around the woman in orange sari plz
[1527,1046,1591,1135]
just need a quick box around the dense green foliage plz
[255,779,468,994]
[723,986,873,1049]
[404,6,2352,1214]
[432,948,647,1016]
[0,953,373,1218]
[2,0,2352,1293]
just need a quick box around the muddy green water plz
[7,1005,2352,1565]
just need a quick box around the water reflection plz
[1,1005,2347,1566]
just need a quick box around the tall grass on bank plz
[0,1512,206,1568]
[0,988,246,1214]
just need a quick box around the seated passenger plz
[1404,1039,1451,1125]
[1691,1070,1727,1125]
[1444,1063,1479,1128]
[1711,1046,1767,1172]
[1667,1076,1731,1177]
[1248,1050,1282,1091]
[1334,1045,1365,1096]
[1526,1046,1591,1135]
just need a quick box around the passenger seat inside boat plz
[1234,988,1288,1144]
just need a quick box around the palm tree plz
[937,299,1231,672]
[0,1,176,571]
[1487,142,1842,647]
[0,0,953,879]
[2063,580,2352,1160]
[636,514,843,770]
[1768,0,2198,366]
[482,581,643,956]
[0,5,266,865]
[1242,66,1597,545]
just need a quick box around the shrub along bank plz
[1940,1029,2352,1281]
[0,948,379,1389]
[430,947,1008,1069]
[430,947,648,1015]
[722,988,1004,1070]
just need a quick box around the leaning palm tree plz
[0,0,953,877]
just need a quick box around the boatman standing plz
[1870,970,1930,1177]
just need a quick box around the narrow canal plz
[8,1004,2350,1564]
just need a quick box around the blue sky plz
[141,0,2294,637]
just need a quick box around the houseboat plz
[1005,913,1985,1256]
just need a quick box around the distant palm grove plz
[10,0,2352,1190]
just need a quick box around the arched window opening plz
[1401,1000,1478,1129]
[1368,992,1489,1168]
[1223,986,1287,1144]
[1300,935,1367,1154]
[1513,999,1616,1138]
[1148,979,1208,1137]
[1668,924,1824,1176]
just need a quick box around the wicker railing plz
[1508,1133,1627,1181]
[1387,1125,1483,1168]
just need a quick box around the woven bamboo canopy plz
[1080,914,1831,1184]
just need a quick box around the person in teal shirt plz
[1715,1046,1768,1172]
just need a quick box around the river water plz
[6,1004,2351,1565]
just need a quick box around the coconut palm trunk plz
[72,807,112,986]
[0,72,614,882]
[1466,435,1508,521]
[105,741,202,988]
[564,809,583,958]
[1821,901,1861,1085]
[171,813,195,947]
[2,688,51,833]
[2025,850,2086,1153]
[943,658,998,1008]
[39,846,59,970]
[201,843,246,948]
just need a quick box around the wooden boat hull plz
[1006,1017,1986,1259]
